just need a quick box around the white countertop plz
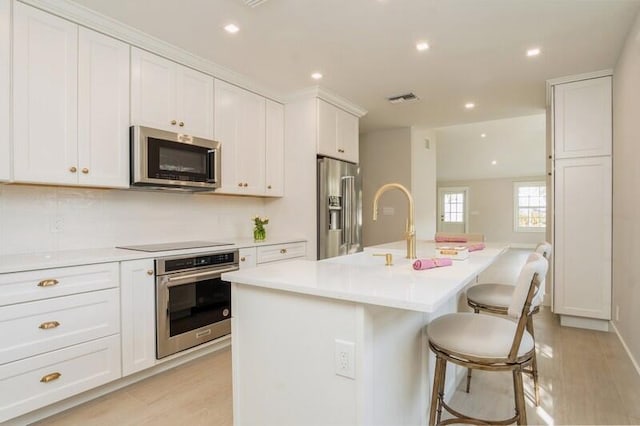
[0,237,306,274]
[223,242,509,313]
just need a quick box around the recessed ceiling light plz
[416,42,430,51]
[491,160,497,165]
[465,102,475,109]
[527,48,541,57]
[311,72,323,80]
[224,24,240,34]
[481,133,487,138]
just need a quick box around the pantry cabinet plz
[0,0,9,181]
[13,4,129,188]
[265,100,285,196]
[317,98,359,164]
[131,47,214,139]
[551,74,612,329]
[120,259,156,376]
[214,79,267,195]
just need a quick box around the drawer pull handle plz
[280,249,287,254]
[171,120,177,125]
[240,256,246,262]
[338,149,345,153]
[179,121,185,127]
[38,279,59,287]
[39,321,60,330]
[81,168,89,174]
[147,270,154,276]
[40,372,61,383]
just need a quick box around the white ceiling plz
[70,0,640,132]
[436,114,546,181]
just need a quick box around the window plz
[443,192,465,223]
[514,182,546,232]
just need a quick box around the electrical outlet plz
[335,339,355,379]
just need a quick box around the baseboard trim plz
[559,314,609,331]
[610,321,640,378]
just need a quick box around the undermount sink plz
[322,251,413,267]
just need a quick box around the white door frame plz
[437,186,469,233]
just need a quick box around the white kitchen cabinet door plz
[0,0,9,181]
[131,47,177,133]
[317,99,359,163]
[554,156,611,320]
[554,76,612,159]
[78,28,130,188]
[214,79,266,195]
[120,259,157,376]
[177,66,214,139]
[336,108,359,163]
[13,3,78,185]
[265,100,284,197]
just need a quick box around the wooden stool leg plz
[526,315,540,406]
[512,366,527,425]
[429,356,447,426]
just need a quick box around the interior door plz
[437,187,468,233]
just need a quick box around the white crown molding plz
[17,0,285,103]
[545,68,613,107]
[284,85,367,118]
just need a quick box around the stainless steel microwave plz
[130,126,221,191]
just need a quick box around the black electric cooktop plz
[116,241,232,252]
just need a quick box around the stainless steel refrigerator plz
[317,157,362,260]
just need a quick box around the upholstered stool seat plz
[428,313,533,360]
[466,283,514,312]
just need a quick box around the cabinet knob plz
[40,372,61,383]
[548,155,552,159]
[37,279,59,287]
[69,166,77,173]
[179,121,184,127]
[243,183,248,187]
[267,185,272,189]
[240,256,246,262]
[171,120,177,125]
[338,149,345,153]
[81,168,89,174]
[548,172,552,176]
[238,182,243,187]
[280,248,287,254]
[147,270,154,276]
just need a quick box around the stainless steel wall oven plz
[155,250,238,358]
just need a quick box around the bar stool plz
[465,242,552,405]
[427,253,548,425]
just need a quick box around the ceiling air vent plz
[387,92,419,104]
[244,0,269,7]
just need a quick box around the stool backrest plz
[535,241,553,260]
[507,252,548,361]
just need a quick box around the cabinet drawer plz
[0,334,121,423]
[256,242,306,264]
[0,263,118,306]
[0,288,119,365]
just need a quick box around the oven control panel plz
[157,250,238,275]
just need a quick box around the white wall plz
[0,184,266,255]
[437,177,545,245]
[612,11,640,370]
[360,128,412,247]
[411,127,437,240]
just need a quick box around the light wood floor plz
[34,251,640,425]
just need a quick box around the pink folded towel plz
[467,243,485,252]
[413,258,453,270]
[435,236,468,243]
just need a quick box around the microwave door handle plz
[207,150,216,183]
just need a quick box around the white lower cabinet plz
[256,242,307,264]
[0,335,121,423]
[120,258,157,376]
[239,247,257,269]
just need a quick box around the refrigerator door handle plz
[342,176,355,250]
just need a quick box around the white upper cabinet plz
[78,28,130,188]
[214,79,266,195]
[13,3,78,185]
[0,0,9,181]
[317,98,359,164]
[265,100,284,196]
[131,47,213,139]
[553,76,612,159]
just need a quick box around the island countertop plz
[222,242,509,313]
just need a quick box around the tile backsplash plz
[0,184,266,255]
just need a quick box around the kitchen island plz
[222,242,508,426]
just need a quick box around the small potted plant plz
[252,215,269,242]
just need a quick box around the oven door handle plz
[166,266,238,287]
